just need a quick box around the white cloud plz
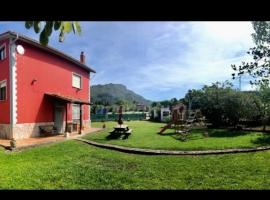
[131,22,255,97]
[64,22,256,100]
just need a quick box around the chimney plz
[80,51,85,64]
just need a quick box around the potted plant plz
[10,138,16,150]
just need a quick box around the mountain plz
[90,83,152,106]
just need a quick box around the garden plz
[84,121,270,151]
[83,81,270,153]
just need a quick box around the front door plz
[54,106,64,133]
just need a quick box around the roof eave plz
[0,31,96,73]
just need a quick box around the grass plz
[1,139,270,189]
[83,121,270,150]
[1,120,270,189]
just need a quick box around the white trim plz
[9,41,17,126]
[9,39,13,130]
[88,74,91,121]
[0,79,7,101]
[72,72,82,89]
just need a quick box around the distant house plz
[0,31,96,139]
[160,107,171,122]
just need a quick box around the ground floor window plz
[0,80,6,101]
[72,104,80,121]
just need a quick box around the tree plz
[231,21,270,86]
[182,81,262,128]
[199,82,227,127]
[160,100,171,108]
[183,89,205,110]
[258,83,270,131]
[25,21,81,46]
[151,102,158,107]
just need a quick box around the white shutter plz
[72,104,80,120]
[72,74,81,88]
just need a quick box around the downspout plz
[9,33,19,139]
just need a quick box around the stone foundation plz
[13,122,54,140]
[0,120,92,140]
[83,120,91,129]
[0,124,12,139]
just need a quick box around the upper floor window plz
[72,73,82,89]
[0,44,6,61]
[0,80,7,101]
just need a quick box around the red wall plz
[0,39,10,124]
[16,41,90,123]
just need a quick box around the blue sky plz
[0,21,256,101]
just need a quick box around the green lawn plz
[1,120,270,189]
[84,121,269,150]
[1,140,270,189]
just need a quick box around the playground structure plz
[158,103,205,136]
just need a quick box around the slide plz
[159,121,173,134]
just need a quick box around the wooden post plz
[65,103,69,137]
[79,104,82,134]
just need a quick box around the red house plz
[0,31,96,139]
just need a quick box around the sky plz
[0,21,256,101]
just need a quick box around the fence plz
[91,113,147,122]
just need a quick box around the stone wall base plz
[0,120,92,140]
[13,122,54,140]
[83,120,91,129]
[0,124,12,139]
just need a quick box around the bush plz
[163,116,172,123]
[183,81,263,128]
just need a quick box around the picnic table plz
[109,124,132,138]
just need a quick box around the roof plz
[45,92,92,105]
[0,31,96,73]
[172,103,186,110]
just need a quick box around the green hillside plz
[91,83,151,107]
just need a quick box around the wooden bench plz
[125,129,132,135]
[109,127,133,137]
[121,129,132,139]
[39,125,57,136]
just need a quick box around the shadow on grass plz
[158,129,204,142]
[159,128,253,143]
[158,131,178,136]
[252,134,270,146]
[105,132,131,140]
[106,133,122,140]
[207,129,250,138]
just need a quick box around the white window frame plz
[0,43,6,61]
[0,80,7,101]
[72,72,82,89]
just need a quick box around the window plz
[72,104,80,121]
[72,73,82,89]
[0,81,7,101]
[0,44,6,61]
